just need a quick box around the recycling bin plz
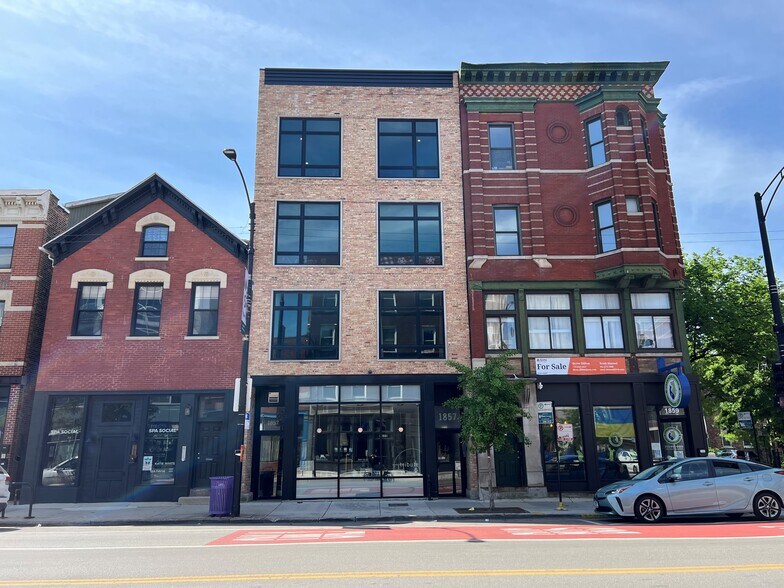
[208,476,234,516]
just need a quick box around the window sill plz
[184,335,219,340]
[616,126,633,130]
[126,336,161,340]
[275,175,343,180]
[67,336,102,340]
[135,257,169,262]
[0,269,10,273]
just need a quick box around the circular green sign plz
[663,426,683,445]
[665,373,683,408]
[608,433,624,448]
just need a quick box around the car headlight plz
[607,485,632,495]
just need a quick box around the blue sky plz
[1,0,783,268]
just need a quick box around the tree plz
[444,352,530,509]
[684,248,783,458]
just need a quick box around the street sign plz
[737,411,753,429]
[537,401,554,425]
[557,423,574,443]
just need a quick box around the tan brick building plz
[248,69,470,500]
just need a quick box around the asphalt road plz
[1,519,783,587]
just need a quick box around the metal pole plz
[553,418,565,511]
[226,151,255,518]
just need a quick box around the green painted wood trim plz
[460,61,669,86]
[576,88,663,113]
[594,264,671,282]
[463,97,537,113]
[621,289,636,353]
[476,279,684,291]
[518,288,531,375]
[572,288,586,352]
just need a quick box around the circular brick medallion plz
[547,121,571,144]
[553,205,579,227]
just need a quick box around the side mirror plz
[668,473,682,483]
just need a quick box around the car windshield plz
[631,462,677,481]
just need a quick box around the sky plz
[1,0,783,268]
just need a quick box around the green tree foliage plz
[445,352,530,507]
[684,248,782,450]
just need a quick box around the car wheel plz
[753,492,783,521]
[634,495,665,523]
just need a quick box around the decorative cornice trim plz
[70,269,114,289]
[575,87,662,113]
[128,269,170,289]
[135,212,176,232]
[185,268,228,289]
[460,61,668,86]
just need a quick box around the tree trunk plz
[487,444,495,511]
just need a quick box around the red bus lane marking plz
[209,523,784,546]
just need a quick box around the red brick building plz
[459,62,706,493]
[23,174,248,502]
[0,190,68,482]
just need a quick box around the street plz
[1,520,783,587]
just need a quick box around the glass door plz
[257,435,283,498]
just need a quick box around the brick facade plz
[0,190,67,479]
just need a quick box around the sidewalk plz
[0,494,603,527]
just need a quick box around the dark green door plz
[494,440,525,487]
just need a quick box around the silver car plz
[594,457,784,522]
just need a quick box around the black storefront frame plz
[24,389,234,503]
[535,373,706,491]
[250,374,465,500]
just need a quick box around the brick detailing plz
[460,83,655,100]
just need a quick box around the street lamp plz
[223,147,255,517]
[754,165,784,408]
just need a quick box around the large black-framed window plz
[526,293,574,350]
[484,293,518,352]
[378,203,442,265]
[493,206,521,255]
[40,396,86,488]
[489,124,515,170]
[640,116,651,162]
[594,200,617,253]
[585,116,607,167]
[140,225,169,257]
[142,395,181,485]
[0,225,16,269]
[72,283,107,336]
[615,106,631,127]
[378,119,439,178]
[582,292,624,350]
[278,118,341,177]
[275,202,340,265]
[131,283,163,337]
[0,300,5,329]
[271,291,340,360]
[631,292,675,350]
[189,283,220,336]
[379,291,445,359]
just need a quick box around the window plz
[712,460,743,478]
[189,283,219,336]
[651,200,663,249]
[275,202,340,265]
[525,293,573,350]
[582,293,624,349]
[132,284,163,336]
[378,203,442,265]
[631,292,675,349]
[626,195,641,214]
[143,395,180,485]
[594,200,617,253]
[271,291,339,360]
[493,207,521,255]
[540,406,586,482]
[484,294,518,351]
[615,106,631,127]
[379,291,445,359]
[0,300,4,328]
[378,119,439,178]
[0,393,8,443]
[72,284,107,336]
[0,225,16,269]
[640,116,651,162]
[140,225,169,257]
[594,406,638,483]
[278,118,341,177]
[671,460,710,481]
[41,396,85,487]
[585,116,607,167]
[489,124,514,170]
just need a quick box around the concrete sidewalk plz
[0,494,602,527]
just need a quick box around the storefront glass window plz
[142,395,180,485]
[593,406,638,483]
[41,396,85,487]
[0,393,8,443]
[646,406,663,462]
[540,407,586,482]
[296,385,423,499]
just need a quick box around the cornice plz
[575,87,662,113]
[460,61,668,86]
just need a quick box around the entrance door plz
[194,422,224,488]
[80,398,137,502]
[660,421,689,460]
[256,435,283,499]
[435,431,463,496]
[495,439,524,487]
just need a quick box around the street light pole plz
[754,165,784,408]
[223,148,255,517]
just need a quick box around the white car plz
[0,465,10,513]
